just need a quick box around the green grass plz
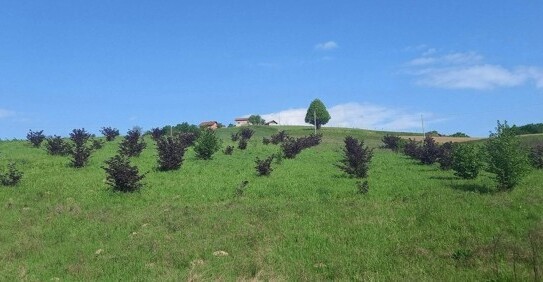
[1,126,542,280]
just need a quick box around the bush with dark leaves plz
[119,129,147,157]
[69,128,93,168]
[100,127,120,141]
[255,155,274,176]
[239,128,254,140]
[382,134,403,152]
[156,135,187,171]
[403,139,421,159]
[0,162,23,186]
[102,154,146,192]
[150,127,163,141]
[357,180,369,194]
[91,139,105,150]
[238,138,248,150]
[178,132,197,147]
[271,130,288,144]
[437,142,454,170]
[419,136,441,165]
[281,137,303,159]
[298,134,322,149]
[27,129,45,147]
[231,132,240,142]
[337,136,373,178]
[223,145,234,155]
[45,135,72,156]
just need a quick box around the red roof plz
[235,117,249,121]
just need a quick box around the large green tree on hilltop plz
[305,99,331,129]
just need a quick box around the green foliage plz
[100,127,120,141]
[69,128,93,168]
[102,154,146,192]
[262,137,271,145]
[255,155,274,176]
[485,121,530,190]
[119,129,147,157]
[452,143,483,179]
[304,98,331,129]
[511,123,543,135]
[0,162,23,186]
[156,136,187,171]
[162,122,200,137]
[45,135,72,156]
[337,136,373,178]
[27,129,45,147]
[248,115,265,125]
[193,129,221,160]
[450,132,470,138]
[529,143,543,169]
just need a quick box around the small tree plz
[27,130,45,147]
[69,128,93,168]
[403,139,421,159]
[382,135,403,152]
[337,136,373,178]
[304,99,331,129]
[419,136,441,165]
[223,145,234,155]
[271,130,288,144]
[485,121,530,190]
[0,162,23,186]
[119,129,147,157]
[156,136,187,171]
[281,137,303,159]
[238,138,248,150]
[45,135,72,156]
[255,155,274,176]
[193,129,221,160]
[437,142,454,170]
[100,127,120,141]
[239,128,254,140]
[248,115,265,125]
[102,155,146,192]
[150,127,163,141]
[452,144,483,179]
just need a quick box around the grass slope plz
[0,126,542,280]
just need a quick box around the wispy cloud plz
[315,41,338,51]
[0,109,15,119]
[406,50,543,90]
[262,102,443,131]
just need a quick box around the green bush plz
[485,121,530,190]
[102,155,146,192]
[0,162,23,186]
[194,129,221,160]
[452,144,483,179]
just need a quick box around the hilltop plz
[0,126,542,280]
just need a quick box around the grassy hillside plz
[0,126,542,280]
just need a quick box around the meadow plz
[0,126,542,280]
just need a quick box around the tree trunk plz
[316,123,321,130]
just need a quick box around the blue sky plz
[1,1,542,138]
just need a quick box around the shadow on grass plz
[449,183,495,194]
[429,176,456,181]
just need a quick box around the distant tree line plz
[511,123,543,135]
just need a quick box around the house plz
[235,118,250,127]
[265,120,279,126]
[199,121,219,130]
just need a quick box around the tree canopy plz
[248,115,265,125]
[304,99,331,129]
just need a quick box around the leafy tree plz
[100,127,120,141]
[102,155,146,192]
[382,135,403,152]
[156,135,187,171]
[119,129,147,157]
[437,142,454,170]
[419,136,441,165]
[150,127,163,141]
[450,132,470,138]
[193,129,221,160]
[304,99,331,129]
[239,128,254,140]
[27,130,45,147]
[485,120,530,190]
[248,115,265,125]
[45,135,72,156]
[255,155,274,176]
[452,144,483,179]
[337,136,373,178]
[69,128,93,168]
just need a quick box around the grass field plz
[1,126,542,280]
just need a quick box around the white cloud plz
[262,102,442,132]
[406,50,543,90]
[315,41,338,51]
[0,109,15,119]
